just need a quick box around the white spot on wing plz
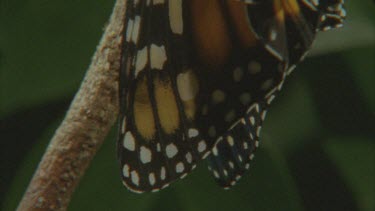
[248,61,261,74]
[213,170,219,178]
[132,16,141,43]
[188,128,199,138]
[225,110,236,122]
[177,70,199,101]
[261,79,274,91]
[160,167,166,180]
[229,161,234,169]
[239,93,251,105]
[212,90,226,104]
[122,164,130,177]
[245,163,250,169]
[131,171,139,186]
[125,19,134,42]
[168,0,183,34]
[140,146,152,164]
[227,136,234,146]
[198,140,207,152]
[243,142,248,150]
[267,95,276,104]
[123,132,135,151]
[150,44,167,70]
[269,29,277,41]
[149,173,156,186]
[157,143,161,152]
[176,162,184,173]
[121,117,127,134]
[212,146,219,156]
[135,47,148,77]
[166,143,178,158]
[249,116,255,125]
[185,152,193,163]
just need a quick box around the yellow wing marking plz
[134,76,156,141]
[281,0,301,18]
[154,76,180,134]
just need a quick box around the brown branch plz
[16,0,126,210]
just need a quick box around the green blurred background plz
[1,1,374,210]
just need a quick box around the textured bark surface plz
[17,0,126,210]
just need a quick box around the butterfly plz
[117,0,345,193]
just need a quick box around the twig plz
[16,0,126,210]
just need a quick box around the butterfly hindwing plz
[207,0,345,188]
[206,47,287,188]
[208,102,264,187]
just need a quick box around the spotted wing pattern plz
[208,101,270,188]
[207,0,345,188]
[206,48,286,188]
[118,0,345,193]
[118,0,210,193]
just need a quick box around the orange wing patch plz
[134,76,156,141]
[227,1,257,48]
[154,76,180,134]
[281,0,301,17]
[190,0,232,67]
[274,0,286,23]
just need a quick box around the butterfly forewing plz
[118,0,209,193]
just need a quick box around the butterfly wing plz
[193,0,286,188]
[118,0,345,192]
[207,0,345,188]
[206,46,286,188]
[247,0,345,70]
[119,0,286,192]
[118,0,210,193]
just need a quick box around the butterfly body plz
[118,0,345,193]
